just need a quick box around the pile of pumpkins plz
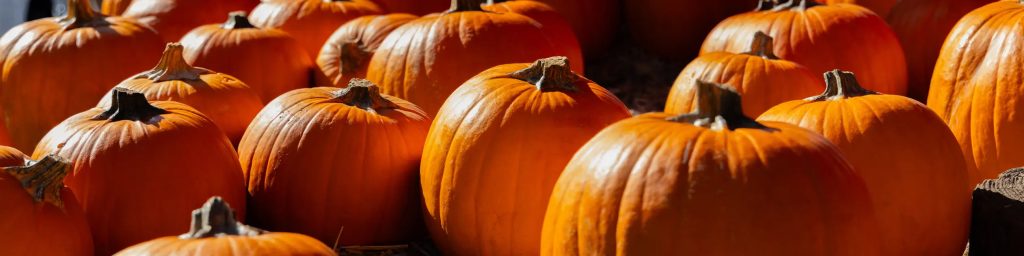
[0,0,1017,255]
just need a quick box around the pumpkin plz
[123,0,260,42]
[372,0,450,15]
[101,0,132,15]
[928,0,1024,185]
[99,43,264,144]
[541,81,881,256]
[524,0,619,56]
[250,0,383,60]
[0,0,163,152]
[421,57,630,255]
[701,0,907,95]
[625,0,750,60]
[758,70,971,255]
[0,153,93,256]
[241,79,431,245]
[666,32,820,117]
[115,197,334,256]
[182,12,312,103]
[825,0,897,17]
[317,14,418,86]
[33,89,248,255]
[482,0,583,65]
[886,0,993,102]
[366,0,585,114]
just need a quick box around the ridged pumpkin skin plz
[0,0,163,152]
[182,13,312,103]
[666,32,820,117]
[0,151,93,256]
[542,82,880,256]
[826,0,897,17]
[483,0,583,65]
[241,80,431,245]
[101,0,132,15]
[373,0,449,15]
[421,57,631,256]
[701,0,907,95]
[759,70,970,256]
[525,0,618,56]
[928,1,1024,185]
[250,0,383,60]
[123,0,260,42]
[626,0,750,60]
[367,0,585,115]
[887,0,993,101]
[317,14,417,86]
[33,90,247,255]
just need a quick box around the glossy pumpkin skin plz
[33,92,247,255]
[525,0,618,56]
[759,71,971,256]
[250,0,383,60]
[123,0,260,42]
[701,1,907,95]
[826,0,897,17]
[626,0,750,60]
[317,14,417,86]
[421,58,631,255]
[483,1,583,64]
[241,82,431,245]
[101,0,132,15]
[0,0,163,152]
[373,0,449,15]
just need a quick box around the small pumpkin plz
[33,89,248,255]
[0,153,93,256]
[101,0,132,15]
[241,79,431,245]
[758,70,971,255]
[100,43,264,144]
[666,32,820,117]
[524,0,619,56]
[0,0,163,152]
[541,81,881,256]
[182,12,312,102]
[701,0,907,95]
[482,0,583,66]
[372,0,450,15]
[115,197,334,256]
[825,0,897,17]
[250,0,383,60]
[317,14,418,86]
[625,0,750,60]
[421,57,630,255]
[123,0,261,42]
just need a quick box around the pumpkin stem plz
[745,32,778,59]
[449,0,485,12]
[94,88,168,122]
[755,0,775,11]
[508,56,579,92]
[806,70,877,101]
[180,197,266,239]
[60,0,106,29]
[774,0,820,11]
[668,81,765,130]
[333,79,398,113]
[485,0,508,4]
[138,43,207,82]
[223,11,256,29]
[3,155,70,208]
[337,40,371,81]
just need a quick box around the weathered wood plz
[969,168,1024,255]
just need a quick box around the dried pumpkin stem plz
[755,0,775,11]
[334,79,398,113]
[806,70,877,101]
[338,41,371,79]
[3,155,70,208]
[61,0,105,28]
[94,88,168,121]
[180,197,266,239]
[449,0,485,12]
[508,56,579,92]
[485,0,508,4]
[745,32,778,59]
[223,11,256,29]
[668,81,765,130]
[140,43,206,82]
[774,0,819,11]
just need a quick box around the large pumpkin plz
[625,0,749,60]
[101,0,132,15]
[666,32,820,117]
[541,81,881,256]
[123,0,260,42]
[0,152,93,256]
[115,197,334,256]
[33,89,248,255]
[182,12,312,103]
[701,0,907,95]
[758,70,971,255]
[241,79,431,245]
[100,43,264,144]
[317,14,417,86]
[887,0,993,102]
[421,57,630,255]
[372,0,449,15]
[483,0,583,65]
[250,0,383,60]
[0,0,163,152]
[929,0,1024,185]
[367,0,584,114]
[524,0,619,56]
[825,0,897,17]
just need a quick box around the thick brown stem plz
[449,0,485,12]
[60,0,105,29]
[508,56,579,92]
[180,197,265,239]
[774,0,820,11]
[3,155,70,208]
[94,88,168,121]
[745,31,778,59]
[334,79,398,113]
[223,11,256,29]
[338,41,371,78]
[668,81,765,130]
[806,70,877,101]
[138,43,206,82]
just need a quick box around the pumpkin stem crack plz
[94,88,169,122]
[509,56,579,92]
[180,197,266,239]
[745,31,778,59]
[448,0,486,12]
[223,11,257,29]
[333,79,398,113]
[3,155,70,208]
[807,70,877,101]
[668,81,766,130]
[59,0,109,29]
[139,43,207,82]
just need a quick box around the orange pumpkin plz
[241,79,431,245]
[367,0,585,114]
[421,57,630,255]
[758,70,971,255]
[100,43,264,144]
[182,12,312,103]
[33,89,248,255]
[0,0,163,152]
[625,0,750,60]
[0,153,93,256]
[701,0,907,95]
[317,14,417,86]
[123,0,260,42]
[483,0,583,65]
[666,32,820,117]
[825,0,897,17]
[542,81,881,256]
[101,0,132,15]
[524,0,619,56]
[372,0,450,15]
[250,0,383,60]
[115,197,334,256]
